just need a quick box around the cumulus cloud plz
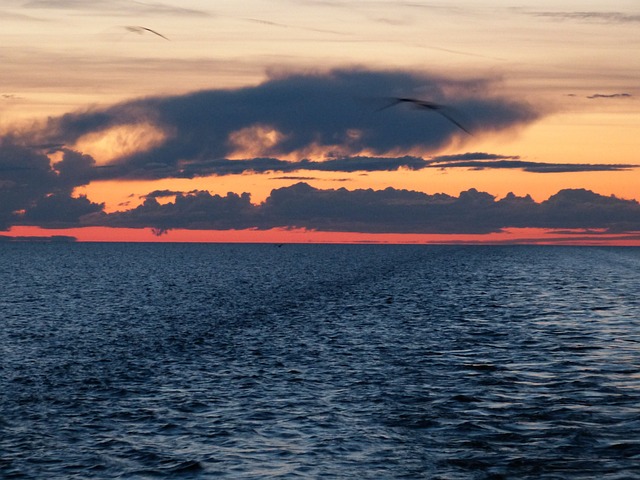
[93,183,640,235]
[0,139,104,230]
[538,189,640,232]
[102,191,257,232]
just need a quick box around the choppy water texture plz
[1,244,640,479]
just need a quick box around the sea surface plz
[1,244,639,479]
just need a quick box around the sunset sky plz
[1,0,639,243]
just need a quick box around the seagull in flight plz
[376,97,472,135]
[125,26,169,41]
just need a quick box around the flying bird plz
[125,26,169,41]
[376,97,472,135]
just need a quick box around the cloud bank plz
[2,138,639,234]
[81,183,640,235]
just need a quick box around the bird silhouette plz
[125,26,169,41]
[376,97,472,135]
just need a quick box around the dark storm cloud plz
[96,183,640,235]
[29,68,541,179]
[0,139,104,230]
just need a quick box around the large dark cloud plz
[0,140,60,229]
[12,68,632,184]
[20,193,104,228]
[27,68,541,179]
[94,183,640,235]
[0,139,103,230]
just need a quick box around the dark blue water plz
[1,244,639,479]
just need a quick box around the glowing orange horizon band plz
[4,226,640,246]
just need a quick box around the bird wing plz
[141,27,169,41]
[373,98,405,112]
[377,97,472,135]
[125,26,169,40]
[430,108,472,135]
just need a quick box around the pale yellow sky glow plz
[1,0,639,242]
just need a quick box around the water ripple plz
[1,244,639,478]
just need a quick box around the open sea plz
[1,244,639,479]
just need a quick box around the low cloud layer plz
[168,155,637,177]
[3,136,635,231]
[81,183,640,235]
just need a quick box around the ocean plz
[1,244,639,479]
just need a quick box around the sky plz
[1,0,639,243]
